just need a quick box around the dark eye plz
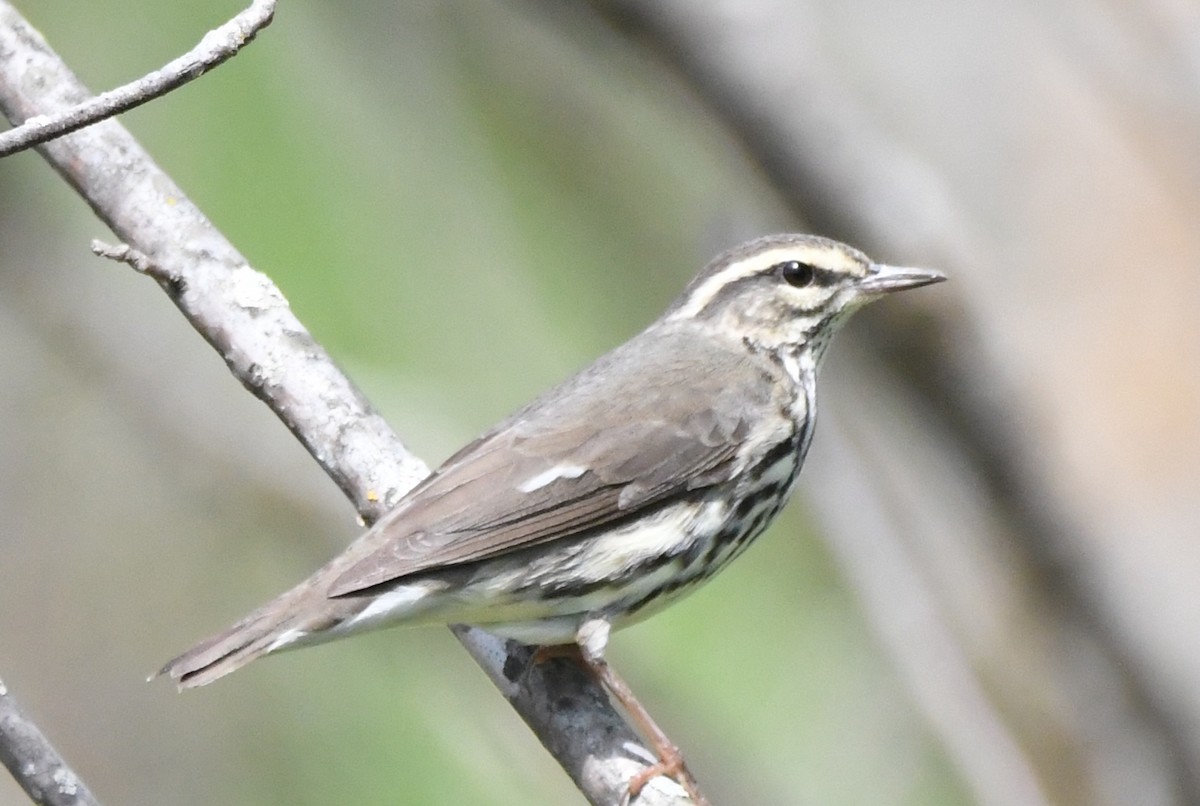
[776,260,817,288]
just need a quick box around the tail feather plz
[159,553,445,689]
[160,610,284,689]
[159,582,336,689]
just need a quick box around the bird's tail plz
[158,580,346,689]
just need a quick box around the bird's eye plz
[776,260,817,288]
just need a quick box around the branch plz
[0,4,689,805]
[0,676,102,806]
[0,0,275,158]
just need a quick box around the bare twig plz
[0,676,102,806]
[91,239,175,282]
[0,4,690,804]
[0,0,275,159]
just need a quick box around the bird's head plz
[666,233,945,361]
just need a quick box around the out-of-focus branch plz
[806,411,1050,806]
[0,676,101,806]
[0,4,689,805]
[574,0,1200,801]
[0,0,275,158]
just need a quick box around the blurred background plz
[2,1,1198,804]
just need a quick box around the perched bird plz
[162,233,942,795]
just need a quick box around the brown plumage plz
[160,234,944,689]
[163,329,780,687]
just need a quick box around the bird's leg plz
[570,618,710,806]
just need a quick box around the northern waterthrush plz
[163,233,943,797]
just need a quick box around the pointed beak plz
[859,263,947,296]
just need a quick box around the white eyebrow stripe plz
[668,244,859,320]
[668,262,761,321]
[517,463,588,492]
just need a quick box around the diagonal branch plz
[0,4,689,805]
[0,0,275,158]
[0,676,102,806]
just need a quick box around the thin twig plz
[0,4,690,804]
[91,240,176,282]
[0,677,102,806]
[0,0,275,158]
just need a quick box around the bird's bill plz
[860,263,947,295]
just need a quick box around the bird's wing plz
[327,331,780,597]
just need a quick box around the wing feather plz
[327,329,783,597]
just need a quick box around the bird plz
[162,233,943,797]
